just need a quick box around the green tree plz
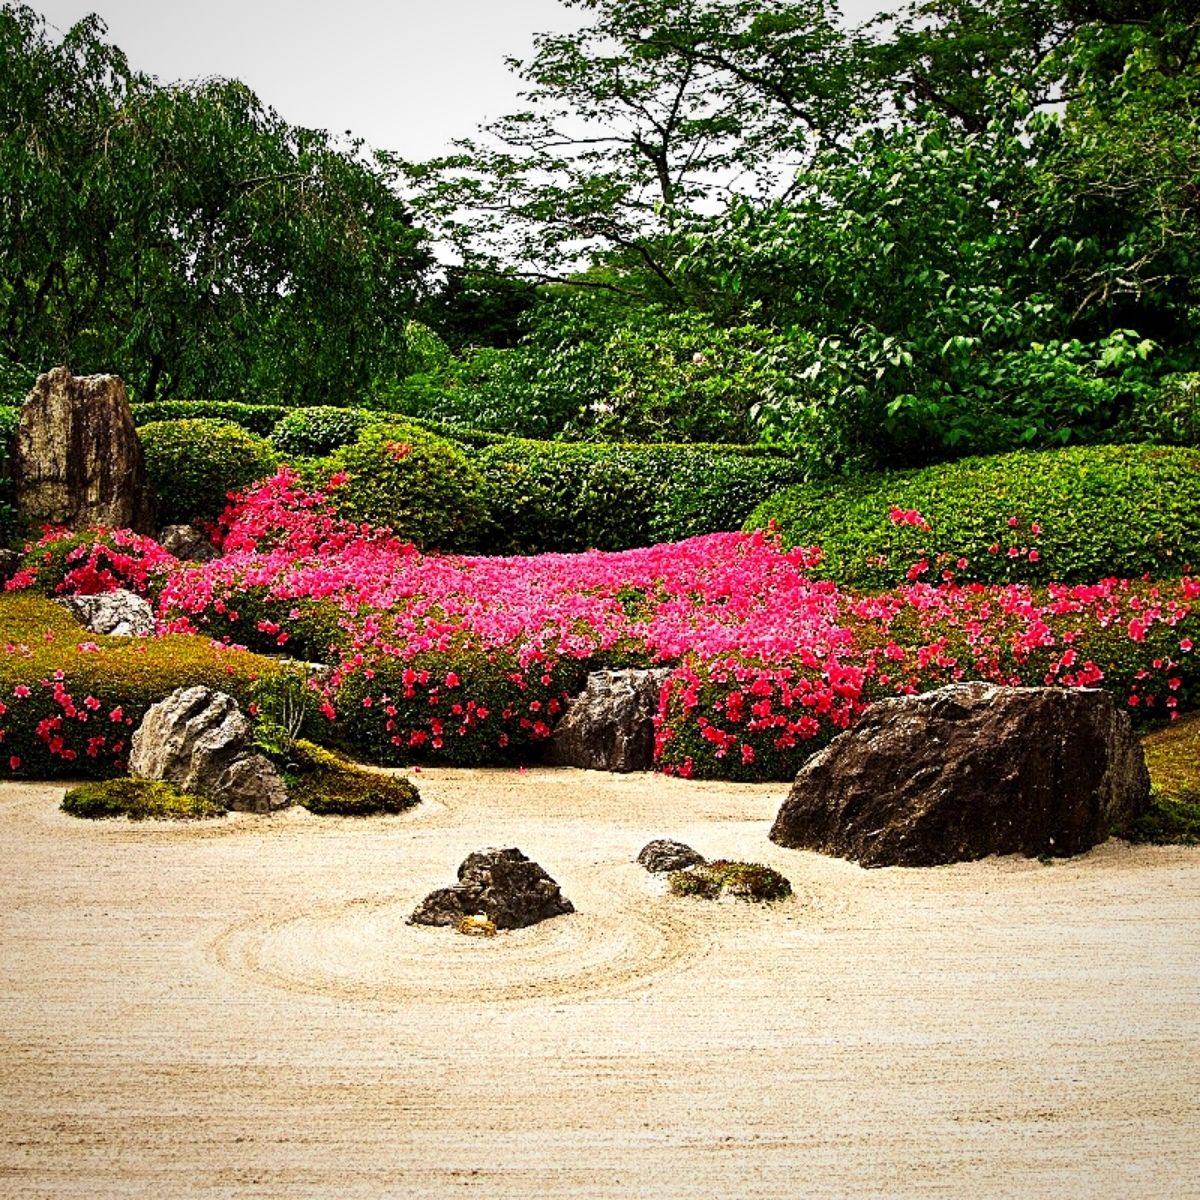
[0,5,430,404]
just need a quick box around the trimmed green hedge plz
[745,444,1200,587]
[325,421,489,551]
[270,407,374,457]
[140,419,280,525]
[132,400,289,436]
[471,440,806,554]
[0,595,286,779]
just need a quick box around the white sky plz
[29,0,898,161]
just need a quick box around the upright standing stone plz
[14,367,152,532]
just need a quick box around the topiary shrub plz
[139,419,279,525]
[132,401,290,436]
[326,422,488,550]
[471,439,801,554]
[270,407,375,458]
[61,777,225,820]
[284,739,419,815]
[745,444,1200,588]
[0,594,287,780]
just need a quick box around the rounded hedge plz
[270,406,374,457]
[326,422,488,551]
[139,419,279,525]
[745,444,1200,587]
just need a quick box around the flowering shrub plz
[0,595,286,778]
[6,469,1198,782]
[6,527,177,597]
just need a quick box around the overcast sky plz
[30,0,898,161]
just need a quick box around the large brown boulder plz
[409,848,574,930]
[770,682,1150,867]
[14,367,152,532]
[544,668,670,772]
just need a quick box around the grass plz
[284,739,420,816]
[61,778,226,821]
[668,860,792,902]
[1129,714,1200,844]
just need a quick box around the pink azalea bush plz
[4,467,1197,781]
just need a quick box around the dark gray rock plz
[56,588,156,637]
[544,668,670,772]
[14,368,152,533]
[158,524,220,562]
[770,682,1151,867]
[636,839,706,873]
[409,847,574,930]
[129,686,289,813]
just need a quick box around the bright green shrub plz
[326,422,488,550]
[0,594,286,779]
[746,444,1200,588]
[472,439,803,554]
[62,777,225,820]
[132,401,289,436]
[139,419,279,525]
[270,406,375,457]
[285,739,420,815]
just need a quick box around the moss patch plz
[668,860,792,902]
[285,739,420,816]
[61,778,226,821]
[1131,715,1200,843]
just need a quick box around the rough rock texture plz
[55,589,156,637]
[770,682,1150,867]
[409,847,574,930]
[158,524,220,562]
[544,668,670,772]
[14,368,152,533]
[636,839,706,873]
[129,686,289,813]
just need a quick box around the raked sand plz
[1,768,1198,1199]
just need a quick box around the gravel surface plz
[2,769,1198,1199]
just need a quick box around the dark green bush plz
[0,594,286,779]
[1121,372,1200,448]
[139,419,279,525]
[62,777,225,820]
[132,401,289,436]
[270,406,375,457]
[0,404,16,544]
[472,439,803,554]
[285,739,419,815]
[326,422,488,550]
[746,444,1200,587]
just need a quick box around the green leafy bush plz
[132,401,289,436]
[62,777,225,820]
[1121,373,1200,447]
[473,439,804,554]
[270,406,375,457]
[746,444,1200,588]
[326,422,488,550]
[285,739,419,816]
[0,594,286,779]
[139,419,279,525]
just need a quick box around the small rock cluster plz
[410,848,574,930]
[55,589,155,638]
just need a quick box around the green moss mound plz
[746,444,1200,587]
[61,777,225,820]
[286,739,419,816]
[326,421,488,551]
[668,860,792,901]
[1130,714,1200,844]
[140,418,279,525]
